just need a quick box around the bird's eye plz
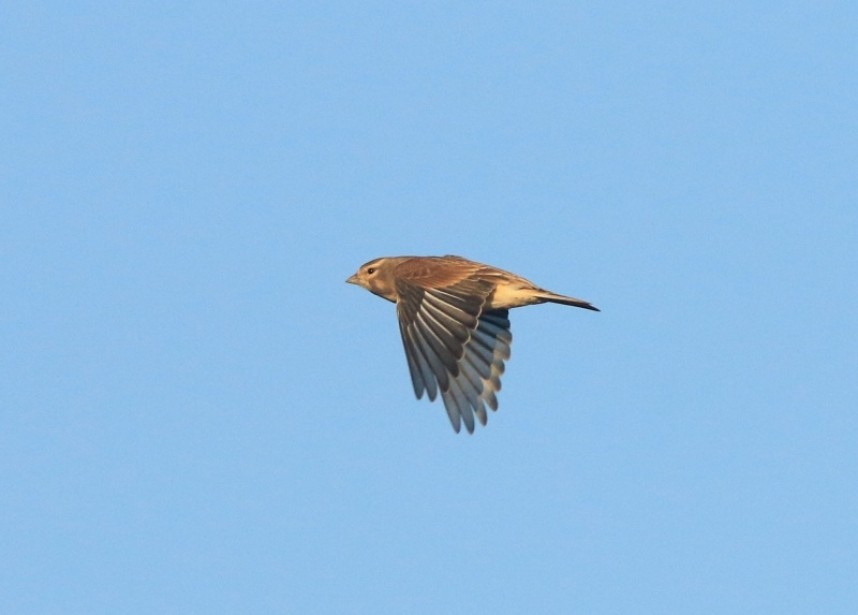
[367,267,376,274]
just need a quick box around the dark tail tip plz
[543,294,600,311]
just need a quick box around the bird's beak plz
[346,274,359,285]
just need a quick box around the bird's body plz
[346,255,598,433]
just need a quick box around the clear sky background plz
[2,2,857,613]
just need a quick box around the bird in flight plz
[346,255,599,433]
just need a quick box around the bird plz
[346,255,599,433]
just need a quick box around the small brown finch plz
[346,255,599,433]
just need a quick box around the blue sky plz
[2,2,857,613]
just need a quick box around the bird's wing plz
[394,274,512,434]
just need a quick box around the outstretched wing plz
[395,276,512,433]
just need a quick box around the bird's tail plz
[537,291,600,312]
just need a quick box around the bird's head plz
[346,257,399,302]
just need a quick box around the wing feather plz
[396,276,512,433]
